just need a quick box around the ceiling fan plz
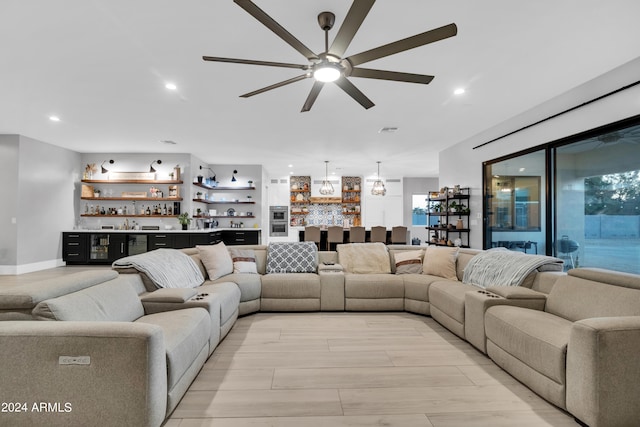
[203,0,457,112]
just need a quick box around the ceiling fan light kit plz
[203,0,457,111]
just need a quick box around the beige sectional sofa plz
[1,242,640,426]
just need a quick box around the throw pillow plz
[197,242,233,280]
[266,242,318,273]
[423,246,459,281]
[394,249,424,274]
[229,248,258,274]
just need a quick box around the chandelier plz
[319,160,334,195]
[371,161,386,196]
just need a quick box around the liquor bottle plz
[146,206,151,216]
[168,205,173,215]
[162,204,167,215]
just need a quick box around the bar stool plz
[370,226,387,244]
[349,226,366,243]
[326,226,344,251]
[304,226,321,250]
[391,226,408,244]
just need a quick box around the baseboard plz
[0,259,65,275]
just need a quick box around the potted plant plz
[178,213,191,230]
[248,180,254,188]
[432,203,443,213]
[196,191,204,200]
[448,201,459,213]
[93,189,101,198]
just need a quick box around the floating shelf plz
[193,199,255,204]
[82,197,183,201]
[80,214,179,218]
[82,180,183,184]
[193,182,255,191]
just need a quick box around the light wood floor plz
[166,312,578,427]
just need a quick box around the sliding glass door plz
[483,116,640,274]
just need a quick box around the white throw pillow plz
[423,246,459,281]
[197,242,233,280]
[229,248,258,274]
[394,249,424,274]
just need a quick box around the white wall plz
[439,57,640,249]
[0,135,81,274]
[0,135,20,267]
[403,177,439,244]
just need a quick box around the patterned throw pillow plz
[229,248,258,274]
[266,242,318,273]
[394,249,424,274]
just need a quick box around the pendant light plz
[371,161,386,196]
[319,161,334,195]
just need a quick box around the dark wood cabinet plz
[63,230,230,264]
[222,230,260,245]
[62,233,87,263]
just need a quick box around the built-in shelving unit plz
[426,187,471,247]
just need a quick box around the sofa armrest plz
[567,316,640,427]
[318,263,344,272]
[318,270,345,311]
[486,286,548,300]
[0,321,167,427]
[465,288,546,353]
[140,287,198,303]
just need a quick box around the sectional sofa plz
[1,242,639,427]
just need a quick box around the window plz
[411,194,428,226]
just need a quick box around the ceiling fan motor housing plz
[317,11,335,31]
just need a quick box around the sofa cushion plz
[545,272,640,322]
[485,305,572,385]
[33,275,144,322]
[403,274,442,302]
[393,249,424,274]
[344,274,404,299]
[198,242,233,280]
[266,242,317,273]
[229,248,258,274]
[423,246,458,281]
[212,273,261,302]
[261,274,321,299]
[337,243,391,274]
[135,308,210,391]
[428,281,474,324]
[198,282,241,326]
[0,270,119,310]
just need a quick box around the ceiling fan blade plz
[334,77,375,109]
[234,0,318,60]
[240,74,309,98]
[202,56,309,70]
[346,23,457,66]
[301,81,325,112]
[329,0,376,57]
[350,67,434,84]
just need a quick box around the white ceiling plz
[2,0,640,180]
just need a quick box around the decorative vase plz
[182,224,188,230]
[456,219,464,229]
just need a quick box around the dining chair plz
[370,226,387,244]
[391,226,408,244]
[349,226,366,243]
[304,226,321,250]
[326,226,344,251]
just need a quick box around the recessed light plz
[454,88,465,95]
[519,167,526,172]
[290,171,294,175]
[49,115,60,122]
[165,83,177,90]
[288,164,293,168]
